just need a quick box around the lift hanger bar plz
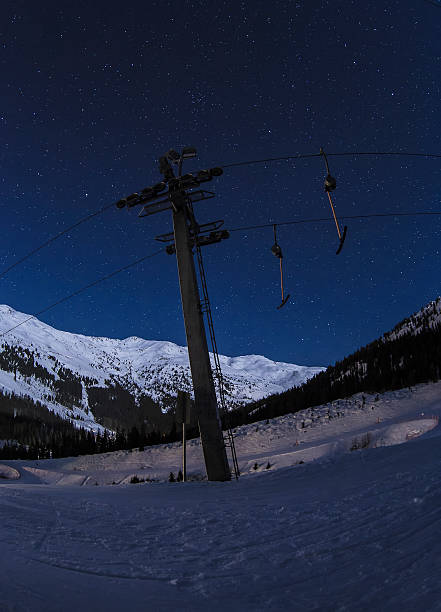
[320,148,348,254]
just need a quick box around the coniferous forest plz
[228,319,441,428]
[0,389,199,460]
[0,340,194,458]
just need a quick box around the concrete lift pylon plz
[115,148,232,482]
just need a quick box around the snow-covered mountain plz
[243,297,441,426]
[0,305,323,431]
[384,296,441,341]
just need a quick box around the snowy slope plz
[1,381,441,611]
[385,296,441,341]
[4,380,440,484]
[0,304,323,429]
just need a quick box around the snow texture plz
[2,381,441,610]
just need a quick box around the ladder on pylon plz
[193,223,240,479]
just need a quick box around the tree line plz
[227,320,441,427]
[0,388,199,460]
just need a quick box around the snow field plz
[2,382,441,486]
[2,425,441,610]
[2,381,441,610]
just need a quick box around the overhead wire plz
[0,249,163,339]
[221,150,441,169]
[0,207,439,339]
[0,150,439,280]
[0,151,438,332]
[0,201,115,280]
[222,153,321,168]
[227,210,441,234]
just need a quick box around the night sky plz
[0,0,440,367]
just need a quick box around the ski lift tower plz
[115,147,231,482]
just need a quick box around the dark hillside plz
[229,300,441,427]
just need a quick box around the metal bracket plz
[138,197,173,217]
[139,189,215,218]
[165,230,230,255]
[155,220,224,243]
[188,189,216,203]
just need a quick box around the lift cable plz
[1,151,439,280]
[0,202,115,280]
[0,249,163,339]
[227,210,441,234]
[221,150,441,170]
[2,209,439,340]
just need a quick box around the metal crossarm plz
[155,220,225,243]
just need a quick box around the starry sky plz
[0,0,440,367]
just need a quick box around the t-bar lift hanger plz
[271,224,290,310]
[320,148,347,255]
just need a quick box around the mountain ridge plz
[232,297,441,426]
[0,304,323,432]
